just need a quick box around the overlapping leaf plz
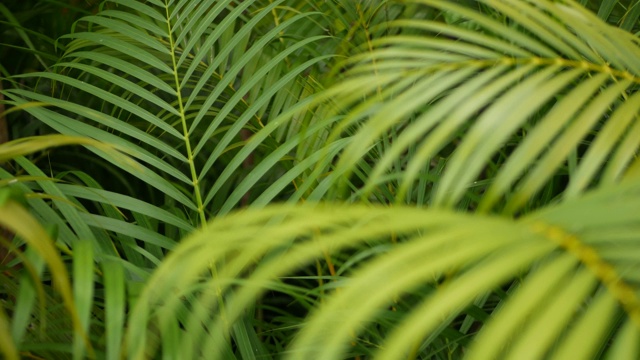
[123,174,640,359]
[1,0,639,359]
[311,0,640,213]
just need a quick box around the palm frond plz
[1,0,639,358]
[305,0,640,213]
[3,0,329,222]
[119,175,640,359]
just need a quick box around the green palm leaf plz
[121,175,640,359]
[1,0,639,358]
[314,0,640,213]
[3,0,328,223]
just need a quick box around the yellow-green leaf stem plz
[164,4,206,226]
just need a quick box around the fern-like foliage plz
[0,0,639,359]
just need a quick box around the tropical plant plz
[1,0,639,359]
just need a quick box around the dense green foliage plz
[1,0,640,358]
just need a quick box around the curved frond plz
[1,0,639,358]
[3,0,329,223]
[122,176,640,359]
[314,0,640,213]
